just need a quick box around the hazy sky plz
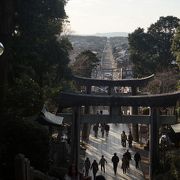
[65,0,180,35]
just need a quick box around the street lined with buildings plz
[84,39,146,179]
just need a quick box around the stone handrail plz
[15,154,57,180]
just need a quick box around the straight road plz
[86,40,144,180]
[86,38,145,179]
[100,39,120,80]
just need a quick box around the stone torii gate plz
[57,91,180,179]
[72,74,154,95]
[72,74,155,142]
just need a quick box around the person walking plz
[99,155,107,173]
[101,123,105,138]
[111,153,119,175]
[124,150,131,169]
[121,131,127,147]
[91,160,99,180]
[134,152,141,169]
[96,175,106,180]
[84,157,91,177]
[105,124,110,137]
[128,131,133,148]
[93,124,98,138]
[121,154,128,174]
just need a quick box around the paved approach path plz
[85,124,145,180]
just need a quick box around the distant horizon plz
[69,31,129,37]
[65,0,180,35]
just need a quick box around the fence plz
[15,154,57,180]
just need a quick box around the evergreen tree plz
[172,26,180,69]
[71,50,100,77]
[0,0,73,116]
[128,16,180,76]
[0,1,72,179]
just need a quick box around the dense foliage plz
[0,0,72,116]
[0,0,72,179]
[71,50,100,77]
[0,118,49,179]
[128,16,180,77]
[144,70,179,94]
[129,17,180,178]
[155,154,180,180]
[172,26,180,69]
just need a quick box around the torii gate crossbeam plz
[57,91,180,179]
[59,113,176,125]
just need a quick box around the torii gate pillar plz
[81,85,92,141]
[71,107,80,169]
[150,107,160,179]
[132,86,139,142]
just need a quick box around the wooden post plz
[15,154,26,180]
[29,167,34,180]
[108,85,113,95]
[86,85,91,94]
[25,158,30,180]
[108,85,113,115]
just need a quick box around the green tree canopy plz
[172,26,180,69]
[128,28,157,77]
[71,50,100,77]
[148,16,180,69]
[0,0,73,117]
[129,16,180,77]
[0,1,72,179]
[12,0,72,85]
[144,70,179,94]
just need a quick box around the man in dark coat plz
[91,160,99,180]
[128,131,133,148]
[134,152,141,168]
[111,153,119,175]
[124,150,131,168]
[84,157,91,176]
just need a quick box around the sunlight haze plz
[65,0,180,35]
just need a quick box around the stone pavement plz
[84,124,150,180]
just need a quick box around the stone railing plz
[15,154,57,180]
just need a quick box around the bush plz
[0,118,49,179]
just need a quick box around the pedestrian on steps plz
[84,157,91,177]
[128,131,133,148]
[91,160,99,180]
[134,152,141,169]
[93,124,98,138]
[101,123,105,138]
[121,131,127,147]
[111,153,119,175]
[99,155,107,173]
[121,154,128,174]
[124,150,131,169]
[105,124,110,137]
[96,175,106,180]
